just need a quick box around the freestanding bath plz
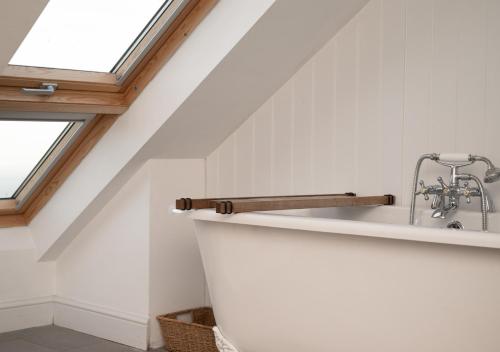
[192,206,500,352]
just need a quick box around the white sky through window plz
[10,0,166,72]
[0,121,69,198]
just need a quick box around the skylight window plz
[9,0,169,73]
[0,120,73,199]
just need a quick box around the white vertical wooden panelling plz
[429,0,459,153]
[206,0,500,208]
[206,149,219,197]
[334,19,358,193]
[234,117,254,196]
[292,61,313,194]
[456,0,487,155]
[426,0,463,206]
[485,0,500,157]
[484,0,500,197]
[455,0,488,195]
[272,80,294,195]
[312,39,336,194]
[381,0,405,205]
[401,0,433,206]
[357,0,382,196]
[218,134,235,196]
[253,100,273,196]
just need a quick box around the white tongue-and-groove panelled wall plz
[207,0,500,210]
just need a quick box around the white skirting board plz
[0,296,53,333]
[53,296,149,350]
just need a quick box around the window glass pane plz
[0,121,69,198]
[9,0,166,72]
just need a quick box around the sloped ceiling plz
[139,0,369,159]
[30,0,369,260]
[0,0,48,70]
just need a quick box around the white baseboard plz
[0,295,150,350]
[53,296,149,350]
[0,296,53,333]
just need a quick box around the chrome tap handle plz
[437,176,449,194]
[416,180,430,200]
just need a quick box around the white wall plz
[0,227,54,333]
[54,159,206,349]
[207,0,500,212]
[149,159,206,348]
[56,164,150,317]
[55,164,150,348]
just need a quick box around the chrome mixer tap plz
[409,153,500,231]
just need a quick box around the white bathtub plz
[192,206,500,352]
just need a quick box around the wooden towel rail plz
[175,193,395,214]
[175,192,356,211]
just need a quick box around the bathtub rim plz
[190,207,500,250]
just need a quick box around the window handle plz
[21,83,58,96]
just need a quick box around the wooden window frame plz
[0,0,217,227]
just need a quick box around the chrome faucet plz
[409,153,500,231]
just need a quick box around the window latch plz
[21,83,58,96]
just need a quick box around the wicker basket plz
[157,307,218,352]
